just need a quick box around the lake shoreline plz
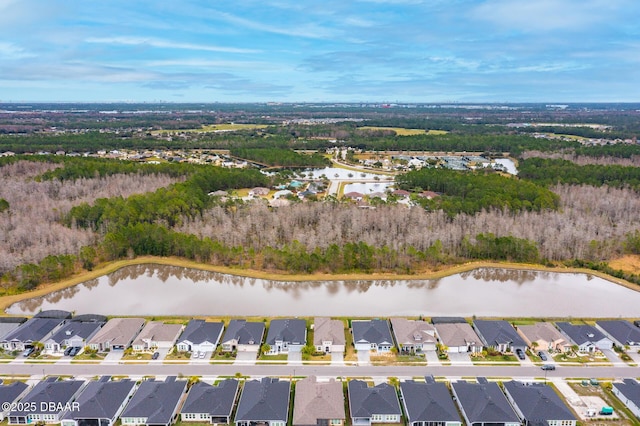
[1,255,638,315]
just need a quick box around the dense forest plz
[230,148,331,168]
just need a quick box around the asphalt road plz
[5,363,639,380]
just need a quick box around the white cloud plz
[0,41,34,59]
[85,36,260,54]
[214,11,337,39]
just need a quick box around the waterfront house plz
[176,319,224,353]
[433,322,482,354]
[43,321,105,353]
[595,320,640,351]
[131,321,183,352]
[351,320,394,353]
[473,320,527,353]
[1,317,68,352]
[265,319,307,354]
[313,317,345,354]
[516,322,572,352]
[390,318,437,354]
[221,320,265,352]
[555,322,613,353]
[87,318,146,352]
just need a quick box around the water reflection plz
[6,265,640,317]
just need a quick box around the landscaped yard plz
[553,352,610,364]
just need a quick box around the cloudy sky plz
[1,0,638,102]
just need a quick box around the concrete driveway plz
[331,351,344,365]
[424,351,440,366]
[448,352,472,365]
[288,352,302,365]
[600,349,626,367]
[357,350,370,365]
[234,350,258,365]
[104,351,124,363]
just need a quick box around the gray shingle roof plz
[613,379,640,409]
[182,379,239,417]
[555,322,607,345]
[596,320,640,346]
[266,319,306,345]
[503,381,575,423]
[222,320,265,345]
[473,320,526,348]
[121,377,187,424]
[451,379,519,424]
[179,320,224,345]
[9,377,84,416]
[352,320,393,346]
[63,376,135,420]
[235,378,290,422]
[400,377,460,423]
[348,380,401,418]
[33,310,72,319]
[2,318,65,343]
[0,381,29,407]
[47,321,105,344]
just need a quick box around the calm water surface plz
[6,265,640,317]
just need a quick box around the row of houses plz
[2,312,639,358]
[11,374,630,426]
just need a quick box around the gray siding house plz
[0,381,29,422]
[60,376,137,426]
[176,320,224,354]
[120,377,188,426]
[181,379,239,424]
[503,380,576,426]
[7,377,85,425]
[235,378,291,426]
[1,317,67,351]
[595,320,640,351]
[612,379,640,419]
[555,322,613,353]
[451,378,520,426]
[399,376,461,426]
[265,319,307,354]
[43,321,105,353]
[347,380,402,426]
[473,320,527,353]
[351,320,394,353]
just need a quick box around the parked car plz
[541,364,556,370]
[152,352,160,360]
[68,346,81,356]
[64,346,73,356]
[199,351,206,359]
[515,348,525,360]
[22,347,35,357]
[538,351,548,361]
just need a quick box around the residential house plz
[516,322,572,353]
[313,318,345,354]
[7,377,85,425]
[555,322,613,353]
[235,378,291,426]
[399,376,462,426]
[60,376,137,426]
[221,320,265,352]
[43,320,105,353]
[347,380,402,426]
[351,320,394,353]
[1,317,68,351]
[390,318,437,354]
[87,318,146,352]
[176,320,225,353]
[596,320,640,351]
[0,381,29,421]
[293,376,345,426]
[503,380,577,426]
[433,322,482,354]
[34,310,72,320]
[181,379,239,424]
[473,320,527,353]
[265,319,307,354]
[0,317,27,343]
[450,378,520,426]
[131,321,183,352]
[120,377,188,426]
[612,379,640,419]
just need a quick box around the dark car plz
[68,346,81,356]
[152,352,160,360]
[515,348,525,360]
[64,347,73,356]
[541,364,556,370]
[538,351,548,361]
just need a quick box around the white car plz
[199,351,206,359]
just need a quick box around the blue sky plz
[1,0,639,102]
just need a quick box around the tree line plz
[230,148,331,168]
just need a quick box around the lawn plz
[358,126,448,136]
